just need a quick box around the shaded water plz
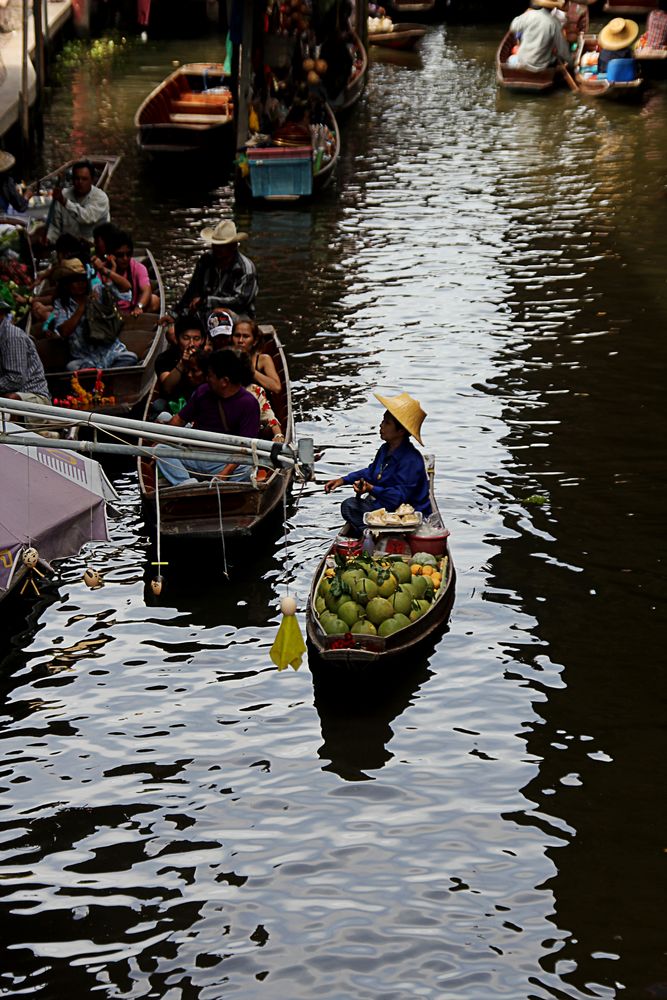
[1,22,666,999]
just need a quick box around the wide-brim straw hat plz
[54,258,87,281]
[200,219,248,245]
[0,150,16,172]
[374,391,426,446]
[598,17,639,50]
[531,0,565,9]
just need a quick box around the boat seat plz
[170,97,230,113]
[169,113,232,125]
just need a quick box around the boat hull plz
[135,63,234,156]
[496,32,559,92]
[369,23,427,50]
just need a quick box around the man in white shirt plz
[509,0,573,72]
[46,159,110,245]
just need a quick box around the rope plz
[214,479,229,578]
[154,472,162,569]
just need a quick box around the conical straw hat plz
[374,391,426,445]
[598,17,639,50]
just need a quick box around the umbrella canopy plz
[0,443,110,596]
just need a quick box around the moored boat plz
[337,30,369,112]
[386,0,437,21]
[134,63,234,155]
[574,33,645,98]
[496,31,561,92]
[34,248,166,417]
[306,470,455,665]
[368,21,427,50]
[137,325,294,538]
[26,155,121,224]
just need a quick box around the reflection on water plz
[1,22,666,1000]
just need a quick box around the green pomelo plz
[377,574,397,598]
[415,599,431,615]
[399,582,416,600]
[390,561,412,584]
[391,590,412,617]
[393,613,411,629]
[322,616,348,636]
[411,575,430,600]
[342,569,365,589]
[366,597,394,626]
[378,617,404,638]
[325,589,340,613]
[351,619,377,636]
[315,596,326,615]
[319,610,336,627]
[318,577,332,598]
[338,601,364,628]
[409,606,425,623]
[353,577,379,605]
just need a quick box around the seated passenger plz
[325,392,431,538]
[645,3,667,49]
[231,317,281,395]
[106,229,160,317]
[597,17,639,74]
[152,314,209,418]
[157,349,261,487]
[508,0,572,71]
[32,233,89,323]
[46,159,110,246]
[0,298,50,405]
[51,258,138,372]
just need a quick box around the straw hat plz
[54,258,87,281]
[598,17,639,50]
[374,391,426,446]
[531,0,565,9]
[200,219,248,245]
[0,151,15,172]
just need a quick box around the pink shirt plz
[117,257,151,312]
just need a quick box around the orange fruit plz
[422,565,434,577]
[410,564,422,576]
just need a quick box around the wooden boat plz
[306,472,455,665]
[496,31,560,92]
[241,105,340,203]
[574,33,645,98]
[337,30,369,112]
[387,0,437,20]
[34,249,166,417]
[603,0,658,12]
[26,155,121,224]
[137,325,294,539]
[134,63,234,155]
[368,22,427,50]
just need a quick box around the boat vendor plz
[0,298,50,406]
[46,160,111,246]
[597,17,639,75]
[156,349,261,487]
[325,392,431,537]
[174,219,258,323]
[508,0,573,71]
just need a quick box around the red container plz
[334,536,363,558]
[408,530,450,558]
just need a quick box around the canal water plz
[1,20,666,999]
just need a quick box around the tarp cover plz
[0,445,108,594]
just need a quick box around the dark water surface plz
[1,22,666,999]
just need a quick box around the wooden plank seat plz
[170,98,231,114]
[169,112,232,125]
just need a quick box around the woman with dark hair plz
[107,229,160,316]
[152,313,209,417]
[231,316,281,395]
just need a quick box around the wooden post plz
[235,0,254,153]
[34,0,45,102]
[357,0,368,58]
[19,0,30,153]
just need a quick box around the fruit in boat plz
[431,572,442,589]
[307,70,321,85]
[421,565,434,577]
[378,617,404,637]
[315,58,328,75]
[390,560,412,584]
[410,564,422,576]
[391,590,412,617]
[351,619,377,636]
[338,601,363,628]
[315,596,326,614]
[322,616,348,635]
[377,574,397,598]
[342,568,365,589]
[415,599,431,615]
[318,577,332,598]
[392,612,411,629]
[353,577,378,605]
[409,605,425,622]
[303,57,315,72]
[398,582,415,600]
[411,575,430,600]
[412,551,438,567]
[366,597,394,627]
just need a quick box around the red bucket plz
[334,535,363,558]
[408,530,450,558]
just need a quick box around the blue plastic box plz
[248,147,313,198]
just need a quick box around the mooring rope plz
[214,479,229,579]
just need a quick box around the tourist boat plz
[26,155,121,223]
[35,249,166,417]
[0,420,116,605]
[134,63,234,154]
[496,31,561,92]
[337,30,369,112]
[574,34,645,98]
[137,325,294,539]
[368,22,427,50]
[241,105,340,203]
[306,473,455,665]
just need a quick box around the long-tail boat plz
[337,30,369,112]
[135,63,234,154]
[35,249,165,417]
[496,31,561,92]
[138,326,294,539]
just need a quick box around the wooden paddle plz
[560,60,579,92]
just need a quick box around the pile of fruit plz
[314,550,448,641]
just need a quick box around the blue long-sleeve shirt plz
[342,439,432,514]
